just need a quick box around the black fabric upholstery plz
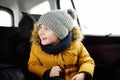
[18,12,36,40]
[0,12,40,80]
[0,27,18,65]
[83,36,120,80]
[16,12,40,80]
[16,12,35,66]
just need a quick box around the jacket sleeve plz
[78,42,95,77]
[28,44,48,78]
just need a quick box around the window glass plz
[60,0,78,26]
[0,10,12,26]
[60,0,73,10]
[29,1,50,14]
[73,0,120,36]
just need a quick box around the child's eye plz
[45,27,49,31]
[38,25,42,29]
[38,25,50,31]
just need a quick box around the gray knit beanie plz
[38,9,76,40]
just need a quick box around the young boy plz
[28,9,95,80]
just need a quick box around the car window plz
[28,1,50,15]
[0,10,12,26]
[73,0,120,36]
[60,0,79,26]
[60,0,120,36]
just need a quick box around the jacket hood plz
[30,23,84,44]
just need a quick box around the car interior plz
[0,0,120,80]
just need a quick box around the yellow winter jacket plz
[28,25,95,80]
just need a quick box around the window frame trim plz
[0,6,14,27]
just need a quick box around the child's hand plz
[50,66,62,77]
[71,73,85,80]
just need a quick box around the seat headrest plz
[18,12,36,40]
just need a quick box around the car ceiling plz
[0,0,46,10]
[18,0,45,10]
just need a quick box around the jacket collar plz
[40,32,72,54]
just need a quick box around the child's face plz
[38,25,60,46]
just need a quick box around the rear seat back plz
[0,12,40,80]
[0,27,18,65]
[16,12,40,80]
[83,36,120,80]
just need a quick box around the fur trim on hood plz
[30,23,84,44]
